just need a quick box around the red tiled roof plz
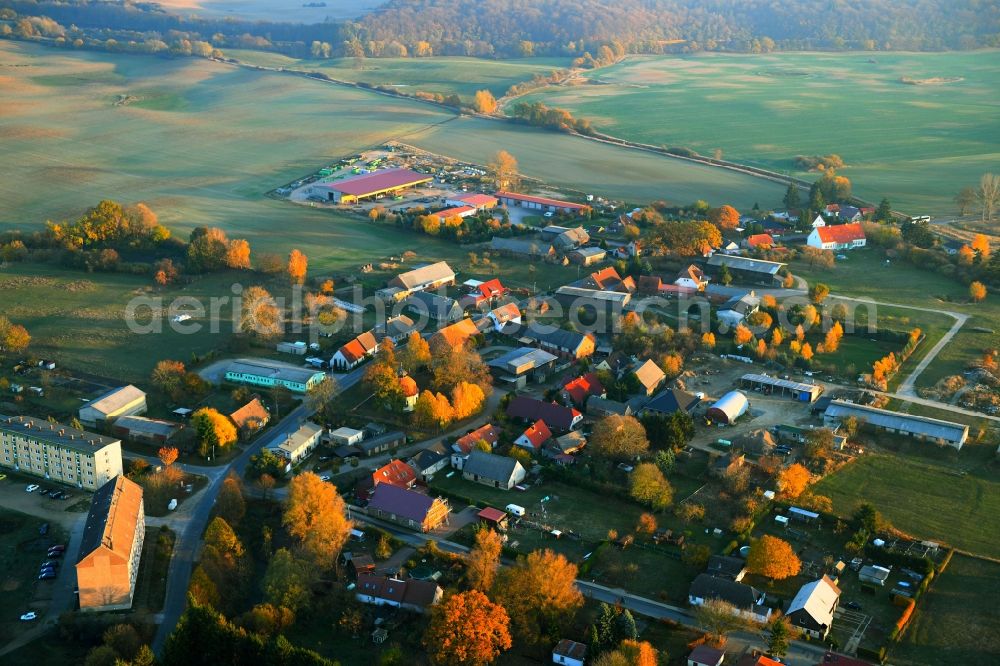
[372,459,417,489]
[338,338,368,364]
[477,507,507,522]
[519,419,552,449]
[432,205,475,220]
[563,373,604,405]
[506,396,581,431]
[324,168,431,196]
[478,278,506,299]
[816,223,865,244]
[747,233,775,248]
[496,191,586,210]
[457,193,497,207]
[455,423,499,454]
[431,318,480,348]
[399,375,418,398]
[489,302,521,324]
[229,397,269,429]
[591,267,623,290]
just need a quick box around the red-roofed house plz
[331,331,379,370]
[460,278,509,309]
[446,193,498,210]
[453,423,499,454]
[430,205,477,222]
[515,419,552,451]
[314,168,432,204]
[506,396,583,431]
[486,302,522,331]
[807,223,867,251]
[372,459,417,491]
[563,373,605,406]
[588,267,636,293]
[356,573,443,612]
[746,233,775,249]
[675,265,709,290]
[496,191,587,214]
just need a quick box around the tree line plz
[2,0,997,64]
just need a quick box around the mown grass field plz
[225,50,571,99]
[521,50,1000,215]
[789,249,1000,389]
[892,554,1000,666]
[0,42,784,250]
[812,454,1000,559]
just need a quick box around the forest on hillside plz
[1,0,998,59]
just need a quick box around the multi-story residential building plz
[0,414,123,490]
[76,475,145,611]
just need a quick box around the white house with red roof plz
[515,419,552,451]
[446,193,498,210]
[807,223,867,251]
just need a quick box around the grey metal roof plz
[742,373,821,394]
[462,450,523,483]
[225,358,324,385]
[823,400,968,444]
[641,388,701,415]
[0,414,119,454]
[391,261,456,290]
[555,285,627,302]
[520,326,591,352]
[113,416,180,438]
[488,347,558,373]
[689,573,764,608]
[707,254,785,275]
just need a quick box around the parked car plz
[20,612,38,621]
[46,550,63,559]
[41,560,59,569]
[48,544,66,552]
[39,489,50,496]
[38,572,56,581]
[845,601,862,611]
[319,475,331,482]
[25,484,39,493]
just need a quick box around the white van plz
[505,504,526,518]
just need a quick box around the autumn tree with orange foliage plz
[283,472,352,569]
[970,281,987,302]
[225,238,251,270]
[192,407,237,457]
[755,339,768,358]
[800,342,814,361]
[473,89,499,114]
[733,324,754,346]
[636,512,658,535]
[495,549,583,643]
[414,390,454,429]
[971,234,991,260]
[708,205,740,230]
[771,328,784,347]
[157,446,178,467]
[701,332,716,349]
[287,248,308,285]
[871,352,900,388]
[0,317,30,354]
[778,464,811,499]
[823,321,844,353]
[746,535,801,580]
[424,590,512,666]
[957,245,976,266]
[466,528,502,592]
[451,381,486,420]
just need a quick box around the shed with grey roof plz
[823,400,968,449]
[740,373,823,403]
[461,450,526,490]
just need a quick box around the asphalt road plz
[150,365,366,654]
[350,511,832,666]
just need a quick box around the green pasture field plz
[225,50,571,99]
[401,115,786,209]
[892,554,1000,666]
[789,249,1000,388]
[520,50,1000,215]
[0,41,783,252]
[812,454,1000,559]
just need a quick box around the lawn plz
[892,554,1000,666]
[521,50,1000,215]
[789,249,1000,389]
[812,454,1000,559]
[225,50,571,99]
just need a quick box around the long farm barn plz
[313,168,432,204]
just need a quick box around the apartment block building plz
[0,414,124,490]
[77,475,145,611]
